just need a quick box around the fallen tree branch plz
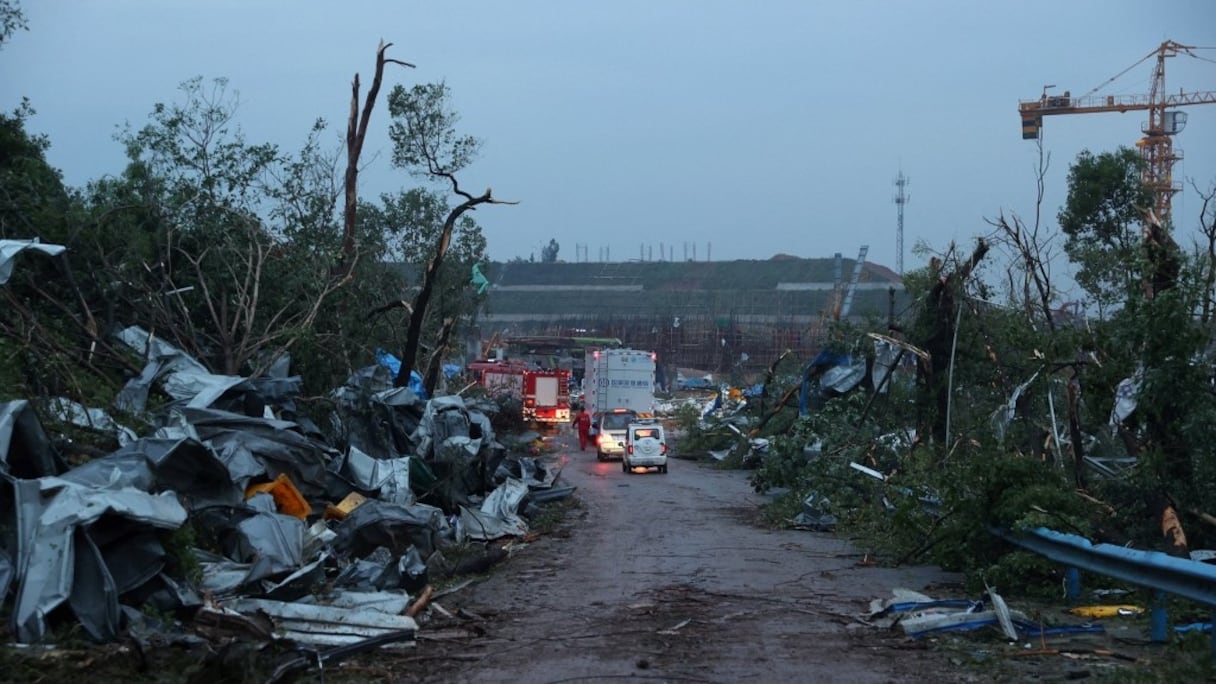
[405,584,435,617]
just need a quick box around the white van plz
[621,420,668,474]
[595,408,638,461]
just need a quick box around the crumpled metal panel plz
[0,548,13,601]
[819,357,867,395]
[334,500,444,559]
[67,528,120,642]
[338,446,413,505]
[232,512,305,581]
[47,398,138,447]
[12,479,187,643]
[298,590,410,615]
[183,408,337,498]
[459,478,529,541]
[0,400,64,479]
[112,326,256,413]
[113,326,210,413]
[0,238,65,284]
[61,436,242,508]
[227,597,418,647]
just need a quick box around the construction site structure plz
[1018,40,1216,225]
[474,256,906,379]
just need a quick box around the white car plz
[622,421,668,474]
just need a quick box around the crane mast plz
[1019,40,1216,225]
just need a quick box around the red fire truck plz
[522,367,571,425]
[467,360,571,426]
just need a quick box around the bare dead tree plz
[165,218,354,376]
[988,136,1058,332]
[341,41,414,273]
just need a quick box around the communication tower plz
[893,170,909,276]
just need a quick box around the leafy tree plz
[97,78,351,376]
[386,81,511,391]
[1058,147,1152,311]
[0,0,26,48]
[0,101,116,400]
[0,99,72,241]
[358,187,488,357]
[541,238,559,263]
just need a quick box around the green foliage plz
[671,403,702,434]
[0,99,73,241]
[160,523,203,585]
[0,0,26,48]
[674,415,737,458]
[356,188,488,376]
[1058,147,1152,309]
[387,82,481,177]
[541,238,559,263]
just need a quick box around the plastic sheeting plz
[375,349,428,400]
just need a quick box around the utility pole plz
[893,170,910,276]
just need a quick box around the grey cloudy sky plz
[3,1,1215,285]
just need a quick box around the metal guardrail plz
[995,526,1216,654]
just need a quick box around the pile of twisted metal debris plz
[0,326,573,671]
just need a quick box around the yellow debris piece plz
[245,472,310,519]
[323,491,369,521]
[1067,605,1144,619]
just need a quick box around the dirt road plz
[398,428,974,684]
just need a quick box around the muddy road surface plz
[391,428,972,684]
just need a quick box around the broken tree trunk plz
[422,316,458,397]
[395,189,497,387]
[1065,372,1086,491]
[341,42,414,274]
[919,239,988,444]
[1149,494,1189,558]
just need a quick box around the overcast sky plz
[3,1,1215,287]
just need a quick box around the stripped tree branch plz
[342,41,415,273]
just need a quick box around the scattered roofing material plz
[0,344,574,652]
[0,238,66,285]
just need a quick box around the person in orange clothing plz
[573,405,592,451]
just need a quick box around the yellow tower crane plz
[1019,40,1216,225]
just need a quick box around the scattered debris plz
[0,331,576,664]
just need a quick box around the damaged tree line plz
[0,29,567,665]
[702,143,1216,595]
